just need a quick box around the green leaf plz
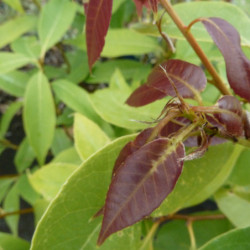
[0,52,34,74]
[91,88,168,130]
[0,179,14,203]
[3,182,20,235]
[14,137,35,173]
[154,212,233,250]
[51,147,82,165]
[0,232,30,250]
[215,188,250,228]
[0,15,36,48]
[0,101,22,138]
[28,163,77,201]
[51,128,72,156]
[24,72,56,165]
[86,59,151,84]
[228,148,250,186]
[0,71,30,97]
[65,29,162,57]
[31,135,143,250]
[112,0,126,13]
[33,199,50,225]
[153,143,242,216]
[11,36,41,59]
[199,226,250,250]
[65,50,89,84]
[52,79,101,123]
[38,0,77,57]
[74,113,110,160]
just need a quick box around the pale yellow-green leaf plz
[74,113,110,160]
[2,0,24,13]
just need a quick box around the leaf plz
[2,0,24,13]
[0,232,30,250]
[51,147,82,165]
[149,0,158,13]
[86,0,113,69]
[52,79,101,124]
[29,163,77,201]
[153,143,242,216]
[31,135,143,250]
[0,15,36,49]
[51,128,72,156]
[38,0,76,57]
[3,182,20,235]
[126,59,206,107]
[98,138,185,245]
[24,72,56,165]
[201,17,250,102]
[0,52,34,74]
[14,138,35,173]
[74,113,110,160]
[0,179,14,203]
[133,0,149,17]
[0,71,30,97]
[154,212,233,250]
[215,188,250,228]
[199,226,250,250]
[0,101,22,138]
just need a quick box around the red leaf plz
[126,59,206,107]
[97,138,185,245]
[202,18,250,102]
[86,0,113,70]
[133,0,150,17]
[149,0,158,12]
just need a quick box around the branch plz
[0,208,34,219]
[159,0,231,96]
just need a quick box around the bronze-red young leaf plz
[126,59,206,107]
[86,0,113,70]
[97,138,185,245]
[201,17,250,102]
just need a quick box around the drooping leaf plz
[201,17,250,102]
[38,0,76,57]
[0,232,30,250]
[24,72,56,165]
[86,0,113,70]
[126,59,206,107]
[149,0,158,13]
[133,0,149,17]
[199,226,250,250]
[98,138,185,245]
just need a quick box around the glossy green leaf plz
[153,143,242,216]
[51,147,82,165]
[31,135,144,250]
[3,182,20,235]
[86,59,151,84]
[29,163,77,201]
[14,138,35,173]
[228,148,250,186]
[24,72,56,165]
[74,113,110,160]
[199,226,250,250]
[38,0,76,57]
[0,233,30,250]
[0,71,30,97]
[0,15,36,48]
[0,101,22,138]
[51,128,72,156]
[11,36,41,59]
[154,212,232,250]
[0,52,34,74]
[215,188,250,228]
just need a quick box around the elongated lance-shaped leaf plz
[149,0,158,12]
[98,138,185,245]
[133,0,149,17]
[86,0,113,70]
[126,59,206,107]
[201,17,250,102]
